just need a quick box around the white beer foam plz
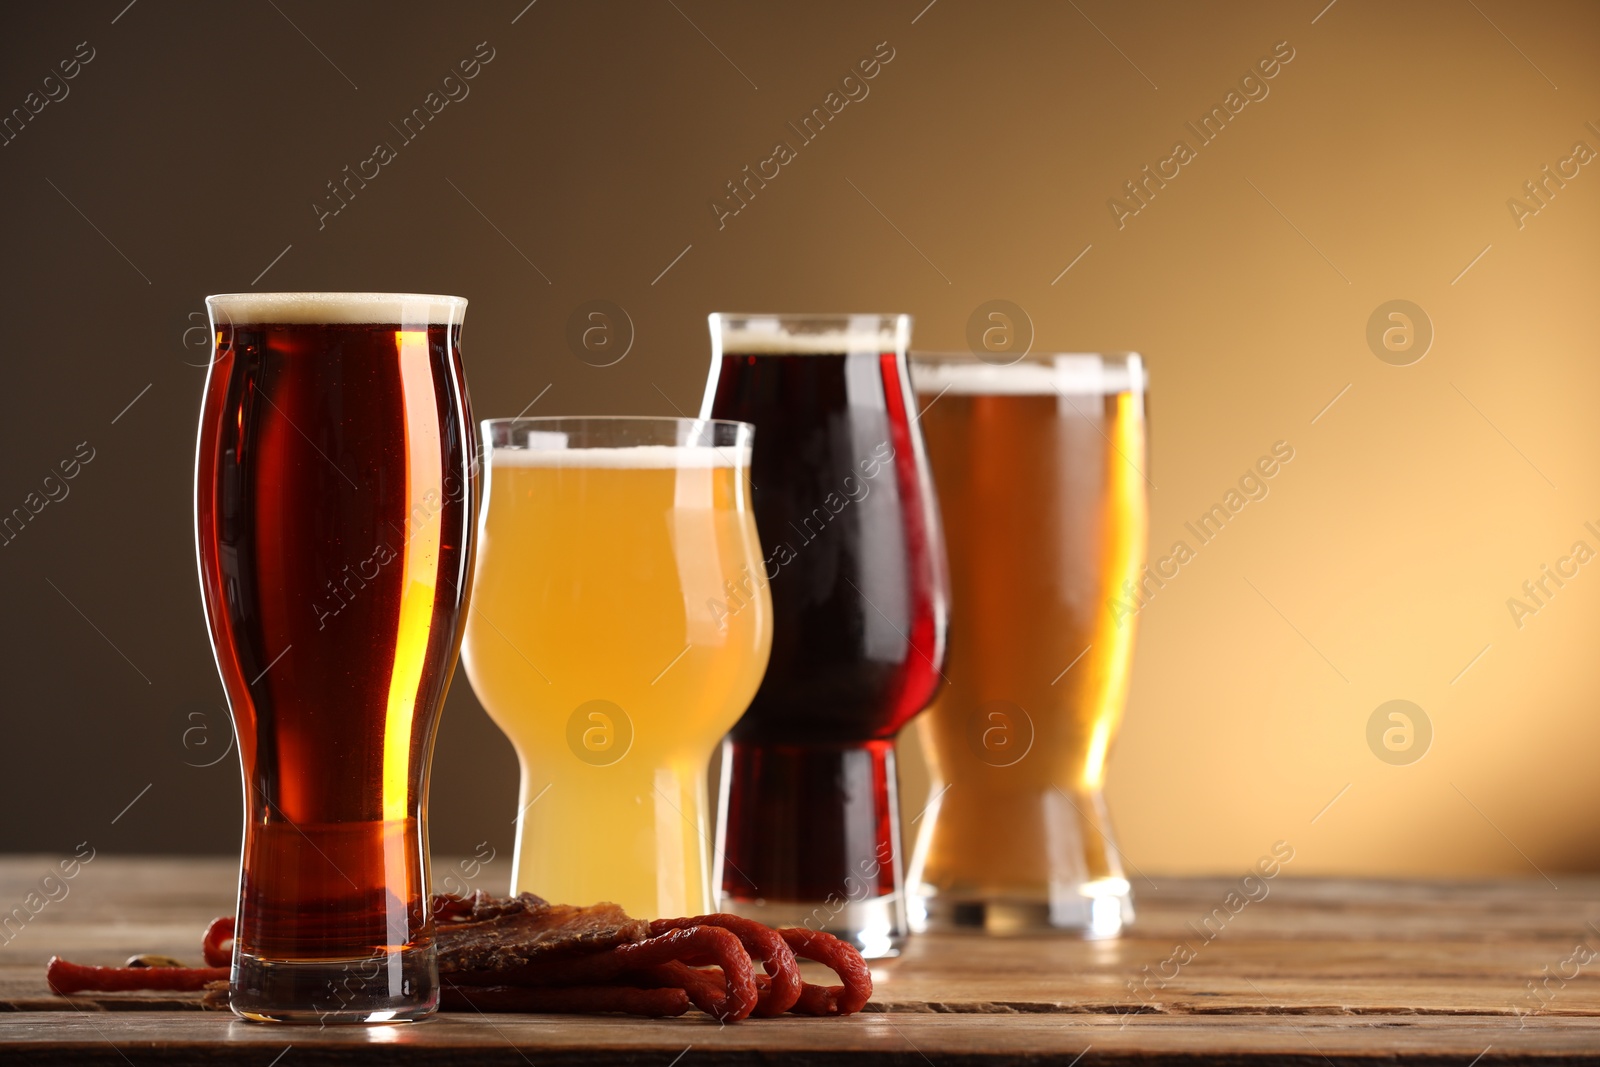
[492,443,751,469]
[720,330,901,355]
[717,314,904,355]
[911,354,1144,396]
[207,292,467,325]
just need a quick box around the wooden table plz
[2,857,1598,1064]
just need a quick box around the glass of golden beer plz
[906,353,1148,938]
[461,417,771,920]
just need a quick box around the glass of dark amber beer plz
[906,353,1147,938]
[702,314,948,958]
[195,293,476,1022]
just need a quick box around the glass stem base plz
[718,739,906,957]
[720,893,905,959]
[229,946,438,1024]
[909,783,1134,939]
[916,887,1134,939]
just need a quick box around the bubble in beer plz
[566,699,634,766]
[566,300,634,367]
[965,300,1034,366]
[1366,299,1432,366]
[964,699,1035,767]
[1366,699,1431,765]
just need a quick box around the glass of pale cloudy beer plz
[196,293,477,1022]
[702,314,948,958]
[462,417,771,921]
[906,353,1148,938]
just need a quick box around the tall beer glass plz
[907,353,1147,938]
[195,292,476,1022]
[461,417,771,920]
[702,314,948,958]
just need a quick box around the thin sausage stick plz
[649,914,802,1016]
[47,957,228,995]
[201,916,234,968]
[777,928,873,1016]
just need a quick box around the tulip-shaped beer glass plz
[702,314,948,958]
[462,417,772,921]
[195,293,477,1022]
[907,353,1148,938]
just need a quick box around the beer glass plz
[195,292,477,1022]
[906,353,1148,938]
[461,417,771,920]
[702,314,948,958]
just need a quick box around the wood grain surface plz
[1,857,1597,1064]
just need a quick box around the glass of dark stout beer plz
[906,353,1148,938]
[701,313,948,958]
[195,293,477,1022]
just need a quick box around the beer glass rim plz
[206,292,467,324]
[910,350,1143,363]
[480,415,755,457]
[711,312,908,322]
[909,351,1146,396]
[709,312,912,356]
[481,414,752,433]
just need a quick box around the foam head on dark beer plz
[716,315,903,355]
[205,292,467,324]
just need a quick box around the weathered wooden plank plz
[5,858,1600,1061]
[1,1010,1598,1066]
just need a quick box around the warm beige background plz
[0,1,1596,879]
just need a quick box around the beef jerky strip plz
[777,928,873,1016]
[437,904,756,1021]
[436,893,651,984]
[649,914,801,1016]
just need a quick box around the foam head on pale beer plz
[463,417,770,922]
[489,440,752,469]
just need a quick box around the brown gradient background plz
[0,0,1596,882]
